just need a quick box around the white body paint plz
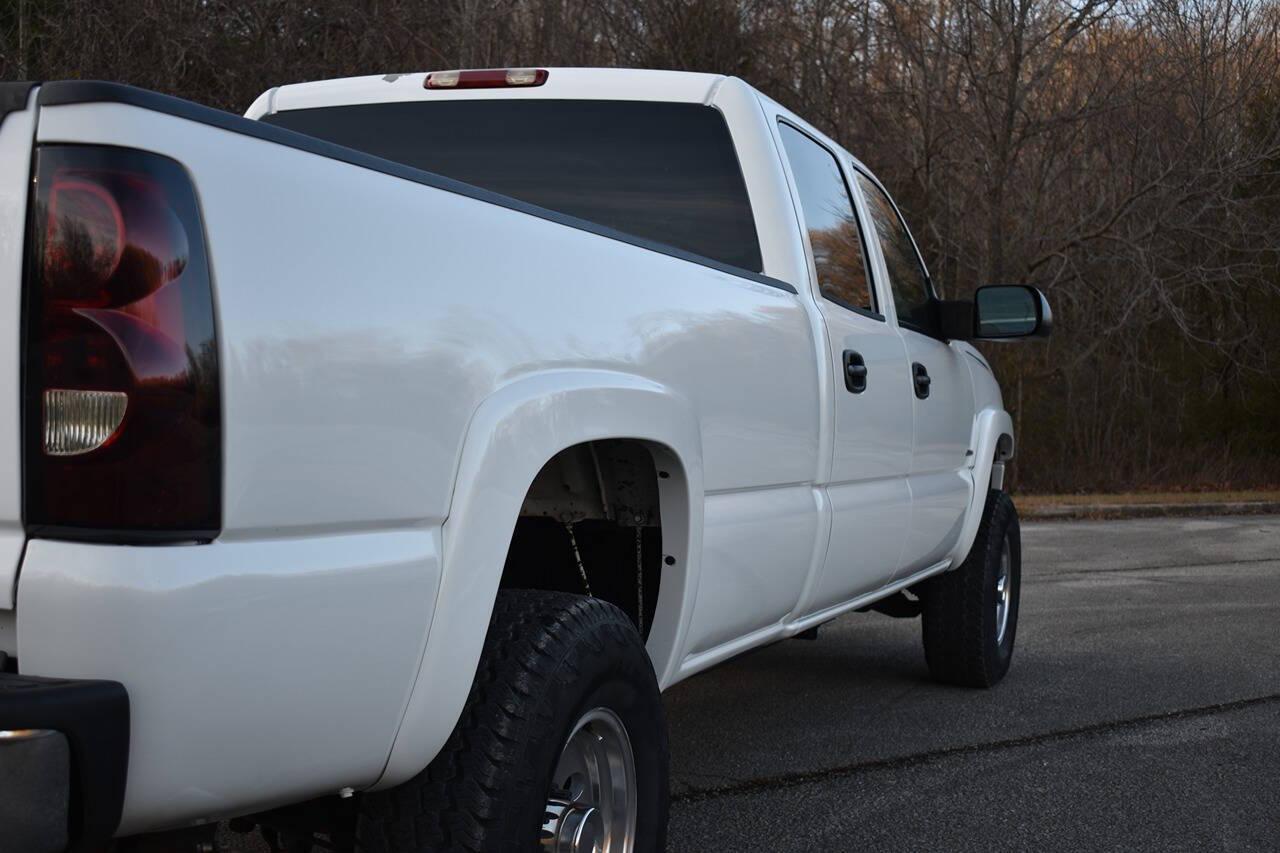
[1,69,1014,834]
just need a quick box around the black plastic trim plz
[911,361,931,400]
[842,349,868,394]
[899,317,939,340]
[0,671,130,851]
[936,298,975,341]
[38,81,798,296]
[23,525,218,545]
[0,82,37,129]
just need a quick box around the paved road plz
[663,515,1280,851]
[221,514,1280,851]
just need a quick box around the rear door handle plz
[843,350,868,393]
[912,362,931,399]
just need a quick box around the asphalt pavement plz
[663,514,1280,851]
[220,514,1280,851]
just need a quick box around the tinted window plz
[777,123,874,314]
[263,100,762,272]
[854,173,933,332]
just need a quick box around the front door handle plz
[843,350,868,393]
[912,362,931,399]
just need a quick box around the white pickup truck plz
[0,68,1050,853]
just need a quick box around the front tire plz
[919,489,1022,687]
[356,590,669,852]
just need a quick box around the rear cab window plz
[262,99,763,273]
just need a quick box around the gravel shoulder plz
[1019,491,1280,520]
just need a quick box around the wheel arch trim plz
[944,408,1015,569]
[373,369,705,789]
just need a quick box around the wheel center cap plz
[561,805,603,852]
[543,799,605,853]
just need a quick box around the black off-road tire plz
[355,590,669,852]
[918,489,1021,687]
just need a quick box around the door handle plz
[842,350,868,393]
[912,362,931,399]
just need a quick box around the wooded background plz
[3,0,1279,492]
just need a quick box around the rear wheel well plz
[500,440,664,640]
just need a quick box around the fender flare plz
[373,369,705,789]
[943,408,1014,569]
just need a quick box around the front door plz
[776,121,914,612]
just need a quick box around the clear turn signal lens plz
[505,69,539,85]
[425,70,460,88]
[43,389,127,456]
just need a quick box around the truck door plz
[775,121,914,611]
[851,171,976,575]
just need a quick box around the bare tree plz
[2,0,1278,491]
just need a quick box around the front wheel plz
[356,590,669,853]
[918,489,1022,687]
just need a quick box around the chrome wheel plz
[995,536,1012,644]
[541,707,637,853]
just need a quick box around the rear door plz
[852,170,975,575]
[774,120,913,610]
[0,84,37,613]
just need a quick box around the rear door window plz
[776,122,876,316]
[263,99,763,273]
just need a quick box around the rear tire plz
[919,489,1021,687]
[355,589,669,852]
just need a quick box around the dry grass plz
[1018,490,1280,512]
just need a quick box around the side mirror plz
[972,285,1052,340]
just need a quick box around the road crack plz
[671,693,1280,804]
[1034,555,1280,579]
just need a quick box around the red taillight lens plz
[24,146,221,541]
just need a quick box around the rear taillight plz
[23,146,220,541]
[424,68,549,89]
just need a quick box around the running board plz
[675,558,951,682]
[856,590,922,618]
